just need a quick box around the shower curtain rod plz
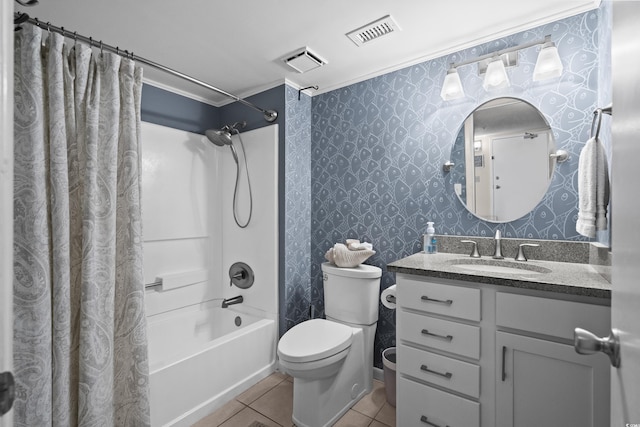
[14,12,279,123]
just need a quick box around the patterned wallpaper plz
[310,10,602,367]
[282,85,313,336]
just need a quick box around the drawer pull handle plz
[421,329,453,341]
[420,364,453,379]
[420,415,450,427]
[421,295,453,305]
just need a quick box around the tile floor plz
[192,372,396,427]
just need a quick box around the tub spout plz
[222,295,243,308]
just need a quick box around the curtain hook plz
[73,31,77,46]
[116,46,119,56]
[100,40,103,57]
[46,22,51,34]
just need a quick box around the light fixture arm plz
[448,35,552,71]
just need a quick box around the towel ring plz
[590,109,603,139]
[590,105,613,139]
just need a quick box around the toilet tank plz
[321,262,382,325]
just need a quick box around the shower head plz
[204,121,247,147]
[205,128,233,147]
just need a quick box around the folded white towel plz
[576,137,610,238]
[347,240,373,251]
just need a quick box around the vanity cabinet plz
[396,277,481,427]
[395,274,610,427]
[495,293,610,427]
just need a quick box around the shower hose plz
[231,130,252,228]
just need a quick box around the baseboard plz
[373,366,384,382]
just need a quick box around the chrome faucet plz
[222,295,243,308]
[515,243,540,261]
[493,230,504,259]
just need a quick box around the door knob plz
[574,327,620,368]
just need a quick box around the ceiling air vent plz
[284,47,327,73]
[346,15,401,47]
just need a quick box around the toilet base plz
[290,328,371,427]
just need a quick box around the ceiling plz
[20,0,600,106]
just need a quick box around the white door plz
[491,133,549,221]
[0,0,14,425]
[610,2,640,425]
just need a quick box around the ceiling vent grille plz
[284,47,327,73]
[346,15,401,47]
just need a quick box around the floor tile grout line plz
[239,375,288,406]
[248,406,285,427]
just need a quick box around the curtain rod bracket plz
[298,85,319,100]
[264,110,278,122]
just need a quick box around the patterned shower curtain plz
[13,25,150,426]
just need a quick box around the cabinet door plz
[496,332,609,427]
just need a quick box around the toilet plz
[278,262,382,427]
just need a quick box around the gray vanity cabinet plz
[395,274,611,427]
[396,276,482,427]
[495,293,610,427]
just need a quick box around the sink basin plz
[446,258,552,275]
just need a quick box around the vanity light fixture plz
[440,35,563,101]
[440,68,465,100]
[483,56,510,91]
[533,41,563,81]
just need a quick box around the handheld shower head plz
[205,128,233,147]
[204,121,247,147]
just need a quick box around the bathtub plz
[148,300,277,426]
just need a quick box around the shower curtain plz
[13,25,150,426]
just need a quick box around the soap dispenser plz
[425,222,437,254]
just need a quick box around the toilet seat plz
[278,319,353,363]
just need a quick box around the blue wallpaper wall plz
[282,85,313,336]
[310,10,602,367]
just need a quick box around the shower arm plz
[14,12,279,123]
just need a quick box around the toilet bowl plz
[277,262,381,427]
[278,319,353,379]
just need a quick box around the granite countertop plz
[387,252,611,299]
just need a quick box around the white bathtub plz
[148,300,277,426]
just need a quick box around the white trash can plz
[382,347,396,407]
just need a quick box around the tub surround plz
[388,237,611,299]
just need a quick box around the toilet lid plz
[278,319,353,363]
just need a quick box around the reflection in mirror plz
[450,98,556,223]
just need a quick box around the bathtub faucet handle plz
[230,271,245,286]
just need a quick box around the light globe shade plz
[440,68,465,100]
[483,58,510,91]
[533,43,563,81]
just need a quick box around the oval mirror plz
[450,98,557,223]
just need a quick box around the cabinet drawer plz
[398,344,480,398]
[397,377,480,427]
[398,278,481,321]
[399,311,480,359]
[496,293,611,340]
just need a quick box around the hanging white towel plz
[576,136,610,237]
